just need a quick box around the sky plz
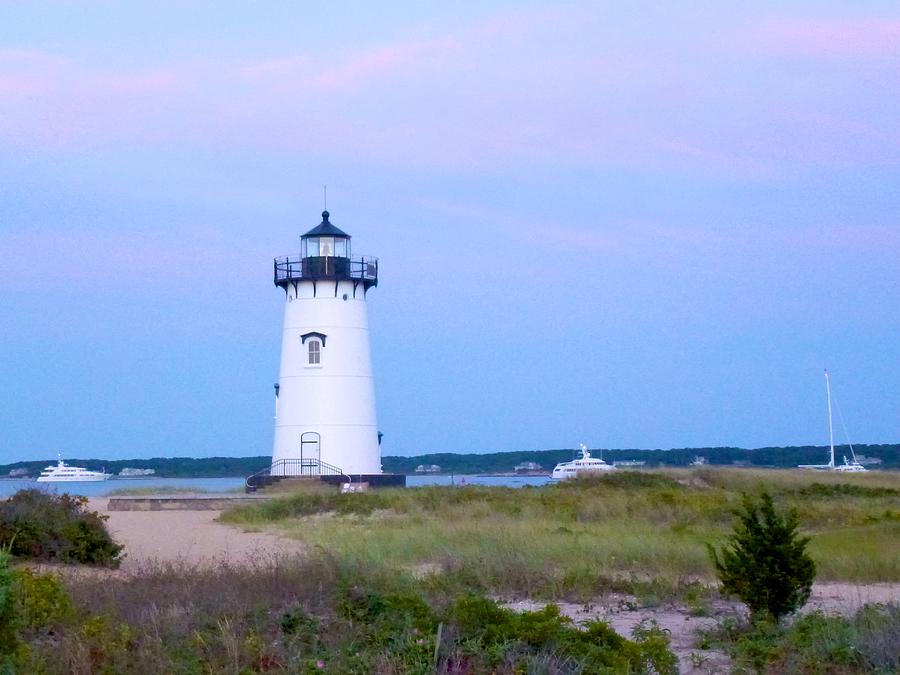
[1,2,898,462]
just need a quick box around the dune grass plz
[221,468,900,600]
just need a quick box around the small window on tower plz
[308,340,321,365]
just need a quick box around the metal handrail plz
[245,457,348,489]
[274,255,378,286]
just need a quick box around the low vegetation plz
[3,468,898,673]
[0,489,123,567]
[0,548,16,674]
[5,555,676,674]
[222,468,900,600]
[699,604,900,673]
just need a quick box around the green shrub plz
[446,594,677,673]
[709,491,815,622]
[0,489,123,567]
[705,603,900,673]
[11,569,73,630]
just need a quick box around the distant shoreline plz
[2,443,898,478]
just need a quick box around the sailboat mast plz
[825,370,835,469]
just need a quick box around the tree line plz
[2,444,897,478]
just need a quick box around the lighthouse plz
[270,210,386,479]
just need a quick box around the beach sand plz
[88,498,304,571]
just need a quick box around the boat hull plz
[551,466,615,480]
[36,475,111,482]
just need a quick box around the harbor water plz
[0,474,553,499]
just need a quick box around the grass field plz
[221,468,900,600]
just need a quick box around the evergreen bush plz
[709,491,815,622]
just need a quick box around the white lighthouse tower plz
[270,210,385,479]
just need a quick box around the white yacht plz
[36,456,112,482]
[552,444,616,480]
[798,371,868,473]
[833,456,867,473]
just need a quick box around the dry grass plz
[221,469,900,599]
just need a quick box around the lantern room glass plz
[302,236,349,259]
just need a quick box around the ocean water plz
[407,474,553,488]
[0,474,552,499]
[0,477,246,499]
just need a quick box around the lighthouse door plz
[300,432,321,474]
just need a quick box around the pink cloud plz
[0,9,561,157]
[313,40,455,90]
[0,74,45,97]
[0,48,69,98]
[234,9,558,94]
[236,38,456,93]
[92,69,185,96]
[741,17,900,60]
[2,8,898,177]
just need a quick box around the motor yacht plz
[36,456,112,482]
[551,445,616,480]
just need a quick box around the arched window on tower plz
[308,339,321,365]
[300,332,326,367]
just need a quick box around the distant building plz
[613,460,646,468]
[855,455,882,466]
[7,468,29,478]
[690,456,707,466]
[514,461,542,473]
[118,467,156,477]
[415,464,441,473]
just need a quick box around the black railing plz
[245,458,350,492]
[274,255,378,287]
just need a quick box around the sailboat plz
[798,370,867,472]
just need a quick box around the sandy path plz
[89,498,305,571]
[506,582,900,674]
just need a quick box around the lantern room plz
[273,210,378,290]
[301,210,350,258]
[299,210,351,279]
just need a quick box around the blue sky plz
[1,2,898,461]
